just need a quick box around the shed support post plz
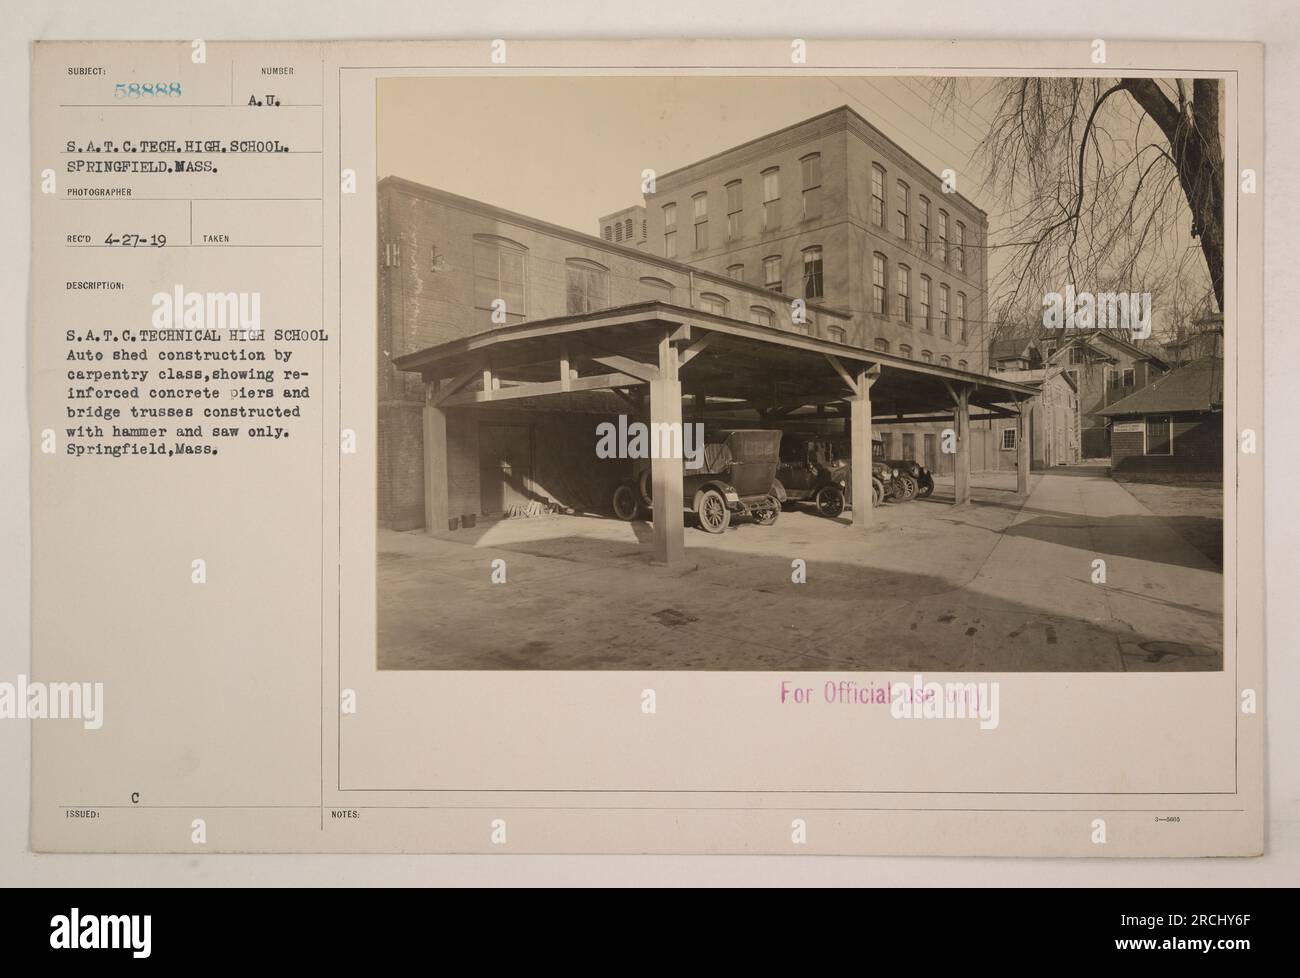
[954,384,972,506]
[650,332,685,565]
[422,380,449,534]
[1016,399,1031,497]
[850,369,876,527]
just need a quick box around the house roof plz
[989,336,1035,361]
[1046,330,1170,369]
[1095,357,1223,417]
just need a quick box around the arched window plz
[748,305,774,327]
[698,292,728,316]
[762,167,781,229]
[801,153,822,219]
[899,344,913,360]
[940,355,951,368]
[827,325,846,344]
[896,264,911,323]
[802,246,824,299]
[872,253,887,315]
[921,350,934,364]
[871,163,886,226]
[639,276,675,303]
[874,338,890,352]
[473,235,528,327]
[565,258,609,315]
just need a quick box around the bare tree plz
[937,77,1224,337]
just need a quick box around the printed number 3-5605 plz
[114,83,183,98]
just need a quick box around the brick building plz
[379,105,1001,528]
[640,105,989,370]
[378,177,849,529]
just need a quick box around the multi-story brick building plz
[640,105,989,371]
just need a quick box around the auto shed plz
[393,300,1038,565]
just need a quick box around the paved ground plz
[377,466,1223,672]
[1115,480,1224,570]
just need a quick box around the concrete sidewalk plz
[377,467,1222,672]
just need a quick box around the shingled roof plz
[1096,357,1223,417]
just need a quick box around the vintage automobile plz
[612,428,785,533]
[872,439,918,501]
[775,435,887,517]
[887,457,935,498]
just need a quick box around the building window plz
[763,255,782,292]
[1123,367,1135,387]
[959,359,969,370]
[602,225,612,241]
[473,235,528,326]
[802,246,824,300]
[896,264,911,323]
[896,180,909,239]
[871,164,886,226]
[938,209,949,264]
[1145,415,1173,455]
[565,258,609,315]
[639,276,675,303]
[699,292,728,316]
[956,292,966,341]
[899,344,913,360]
[663,203,677,258]
[1069,346,1086,365]
[939,283,950,337]
[874,338,890,352]
[726,180,743,241]
[801,153,822,220]
[1001,427,1017,450]
[762,167,780,230]
[919,275,932,331]
[749,305,774,327]
[692,193,708,251]
[872,253,887,315]
[921,350,934,364]
[919,196,930,252]
[940,355,951,367]
[823,325,844,344]
[726,263,744,281]
[955,221,966,272]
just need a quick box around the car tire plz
[696,489,731,533]
[814,484,845,518]
[896,474,919,501]
[917,477,934,498]
[611,483,640,521]
[872,478,884,507]
[753,494,780,526]
[636,468,653,509]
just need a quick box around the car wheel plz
[814,484,845,518]
[917,476,934,498]
[753,494,780,526]
[872,478,885,507]
[611,483,640,521]
[696,489,731,533]
[897,474,919,501]
[636,468,653,509]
